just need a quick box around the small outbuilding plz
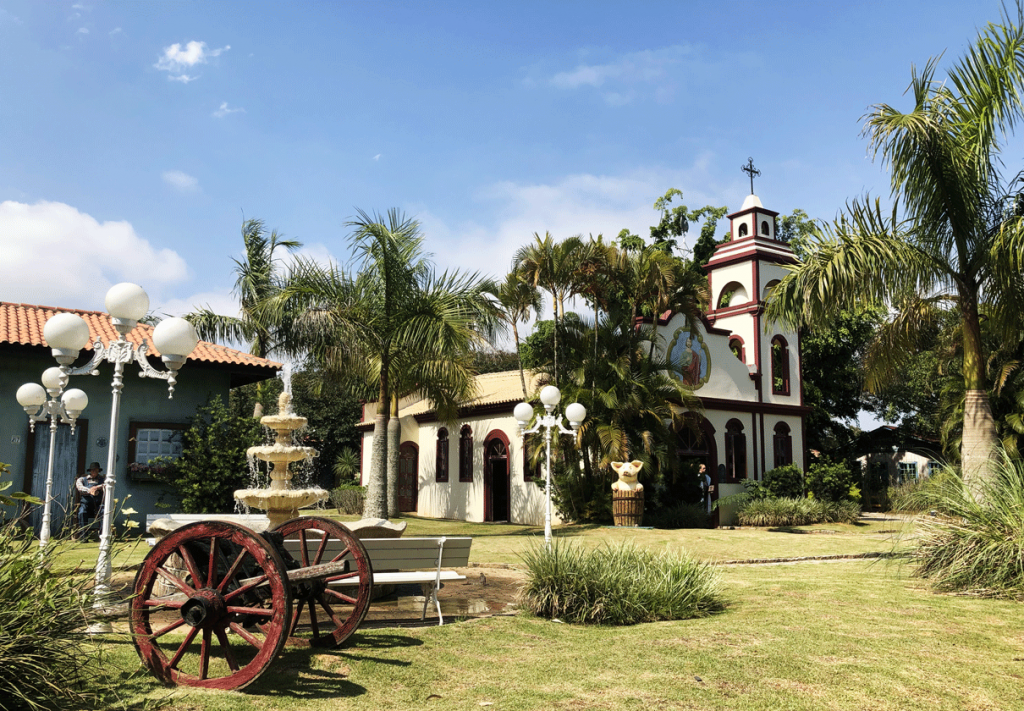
[0,301,281,535]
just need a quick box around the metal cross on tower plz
[741,157,760,194]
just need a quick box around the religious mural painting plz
[667,321,711,389]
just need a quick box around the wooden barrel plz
[612,490,644,527]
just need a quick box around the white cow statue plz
[610,460,644,492]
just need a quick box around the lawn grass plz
[70,514,1024,710]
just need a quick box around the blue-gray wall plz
[1,348,237,531]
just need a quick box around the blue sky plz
[0,2,1005,337]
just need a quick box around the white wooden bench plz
[282,536,472,625]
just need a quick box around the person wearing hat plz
[76,461,105,535]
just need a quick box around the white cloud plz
[0,200,189,310]
[162,170,199,192]
[419,156,732,283]
[212,101,245,118]
[544,45,741,106]
[109,27,122,36]
[154,40,230,82]
[76,27,89,35]
[373,154,381,161]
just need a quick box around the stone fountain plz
[234,391,327,528]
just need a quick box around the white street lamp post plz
[514,385,586,546]
[43,283,199,633]
[16,367,88,549]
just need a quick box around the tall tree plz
[765,8,1024,490]
[276,209,491,519]
[513,233,589,385]
[485,272,542,398]
[188,218,301,417]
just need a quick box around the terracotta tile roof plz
[0,301,282,371]
[359,369,533,425]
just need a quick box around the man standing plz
[76,461,104,536]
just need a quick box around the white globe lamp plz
[565,402,587,430]
[105,283,150,323]
[43,313,91,364]
[41,367,64,393]
[61,388,89,416]
[152,317,199,369]
[540,385,561,410]
[16,382,47,410]
[514,402,535,427]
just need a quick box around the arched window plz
[773,422,793,468]
[458,425,474,482]
[724,419,747,481]
[716,281,748,309]
[771,335,790,395]
[729,336,745,362]
[435,428,449,482]
[738,222,749,238]
[760,220,770,236]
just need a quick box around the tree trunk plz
[959,288,998,496]
[364,411,388,519]
[387,400,400,517]
[962,390,998,497]
[514,322,527,399]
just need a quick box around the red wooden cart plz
[129,516,374,690]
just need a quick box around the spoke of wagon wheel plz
[156,567,195,596]
[207,537,219,588]
[323,587,360,605]
[199,628,212,680]
[217,549,249,594]
[215,627,240,672]
[228,622,265,649]
[178,544,204,588]
[318,598,348,629]
[223,574,269,602]
[168,626,201,669]
[149,617,188,640]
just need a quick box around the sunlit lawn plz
[64,514,1024,710]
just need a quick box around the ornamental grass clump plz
[737,497,859,526]
[0,518,100,710]
[518,540,723,625]
[907,454,1024,597]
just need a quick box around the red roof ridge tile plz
[1,301,282,370]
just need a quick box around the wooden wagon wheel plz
[130,520,292,690]
[272,516,374,648]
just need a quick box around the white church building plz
[357,191,808,525]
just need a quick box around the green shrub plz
[737,496,859,526]
[762,464,805,499]
[647,502,709,529]
[0,519,101,709]
[330,484,366,515]
[333,447,361,486]
[889,467,956,513]
[518,540,723,624]
[908,455,1024,597]
[806,457,858,503]
[155,396,262,513]
[821,499,861,523]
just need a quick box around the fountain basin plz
[248,443,317,463]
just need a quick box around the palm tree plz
[764,10,1024,490]
[277,210,492,519]
[485,272,542,398]
[188,218,301,416]
[513,233,589,385]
